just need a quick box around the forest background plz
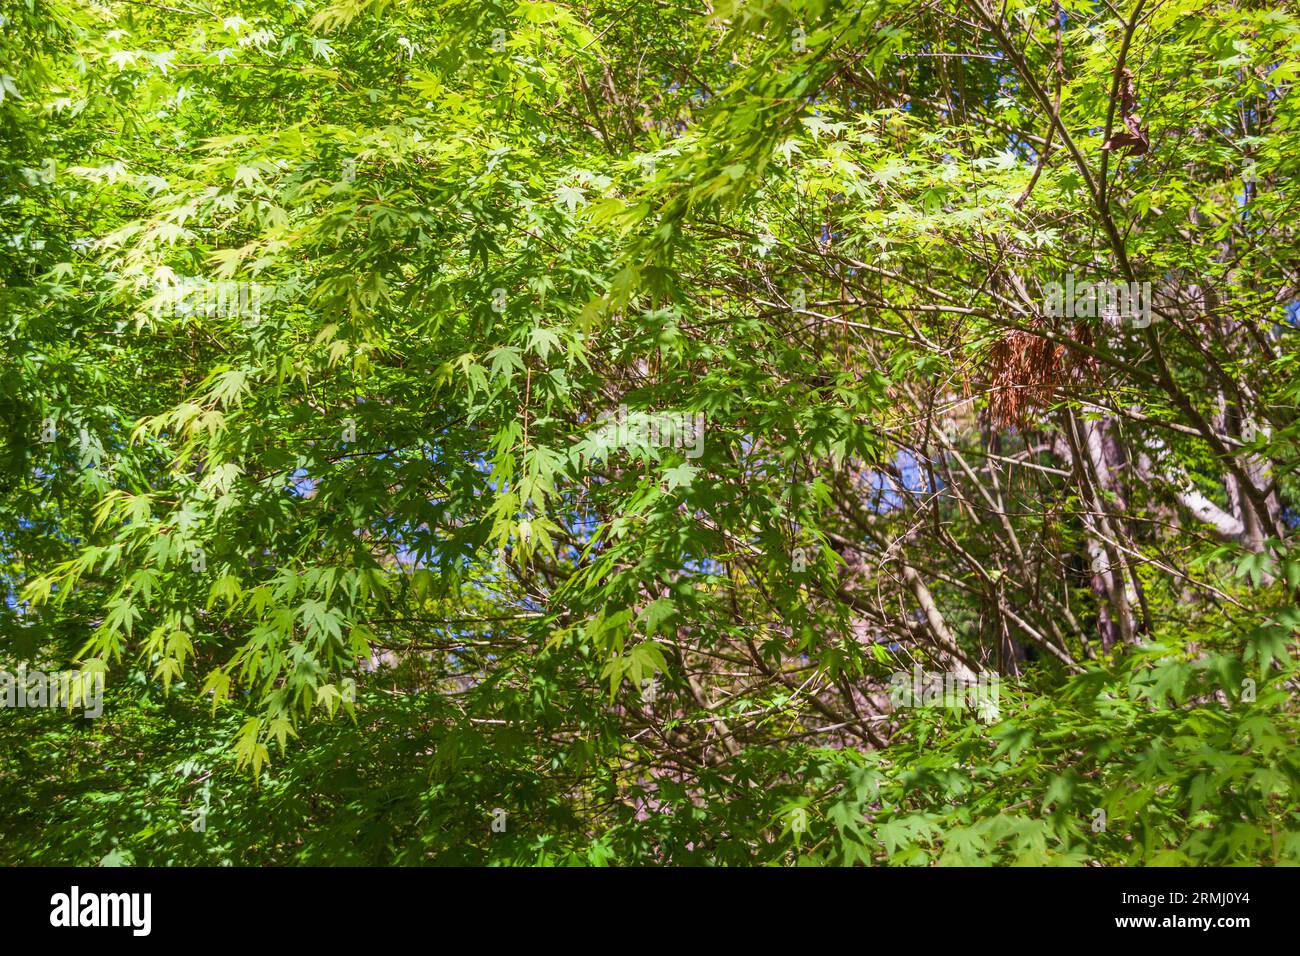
[1,0,1298,865]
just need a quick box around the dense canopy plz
[1,0,1299,865]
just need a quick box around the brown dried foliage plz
[985,323,1096,429]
